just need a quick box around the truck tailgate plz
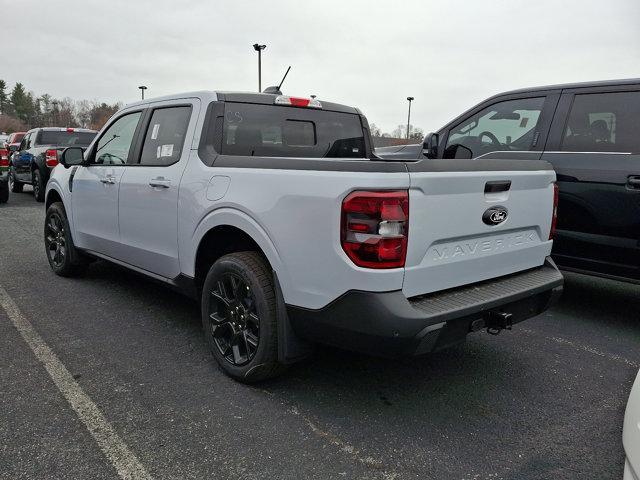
[403,159,556,298]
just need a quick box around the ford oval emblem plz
[483,206,508,226]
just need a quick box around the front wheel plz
[33,169,45,202]
[9,169,23,193]
[201,251,287,383]
[44,202,88,277]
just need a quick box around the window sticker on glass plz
[160,144,174,157]
[519,117,529,128]
[156,145,162,159]
[151,124,160,140]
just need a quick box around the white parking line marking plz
[0,285,153,480]
[521,327,639,368]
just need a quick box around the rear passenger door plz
[542,86,640,280]
[118,100,199,278]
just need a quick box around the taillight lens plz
[549,182,559,240]
[274,95,322,108]
[45,149,59,167]
[341,190,409,269]
[0,149,8,167]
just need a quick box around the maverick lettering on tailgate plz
[430,231,537,261]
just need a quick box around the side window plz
[139,106,191,166]
[444,97,545,159]
[561,92,640,153]
[94,112,142,165]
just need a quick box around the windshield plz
[207,102,366,158]
[37,130,96,147]
[11,133,25,144]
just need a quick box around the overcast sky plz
[4,0,640,133]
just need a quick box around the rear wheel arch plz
[195,225,272,294]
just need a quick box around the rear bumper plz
[287,257,563,357]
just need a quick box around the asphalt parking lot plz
[1,190,638,480]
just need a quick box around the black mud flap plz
[274,271,314,364]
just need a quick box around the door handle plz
[149,177,171,189]
[100,175,116,184]
[627,176,640,190]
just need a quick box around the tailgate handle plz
[485,180,511,193]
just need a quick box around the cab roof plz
[125,90,360,115]
[498,77,640,96]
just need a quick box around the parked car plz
[45,91,562,382]
[0,145,8,204]
[624,370,640,480]
[377,79,640,283]
[4,131,26,151]
[10,127,96,201]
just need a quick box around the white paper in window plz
[160,144,174,157]
[151,124,160,140]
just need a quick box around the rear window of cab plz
[200,102,367,160]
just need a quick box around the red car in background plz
[3,131,26,152]
[0,132,26,203]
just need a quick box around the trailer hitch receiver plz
[485,311,513,335]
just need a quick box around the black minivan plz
[377,79,640,283]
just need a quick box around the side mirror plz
[60,147,84,168]
[422,132,439,159]
[8,144,17,152]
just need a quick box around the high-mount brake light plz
[341,190,409,269]
[274,95,322,109]
[66,128,75,132]
[45,149,59,167]
[549,182,559,240]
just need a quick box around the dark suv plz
[376,79,640,283]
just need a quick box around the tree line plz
[369,123,424,142]
[0,80,121,133]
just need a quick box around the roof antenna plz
[263,66,291,95]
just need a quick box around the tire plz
[33,169,45,202]
[44,202,89,277]
[9,169,23,193]
[0,179,8,204]
[201,251,287,383]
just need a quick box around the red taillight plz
[549,182,559,240]
[45,149,59,167]
[0,149,8,167]
[66,128,75,132]
[341,190,409,269]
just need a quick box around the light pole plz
[406,96,414,140]
[52,100,59,127]
[253,43,266,92]
[138,85,147,100]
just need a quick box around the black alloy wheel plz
[208,272,260,366]
[33,170,45,202]
[45,211,67,269]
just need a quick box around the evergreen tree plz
[10,83,30,124]
[0,79,7,115]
